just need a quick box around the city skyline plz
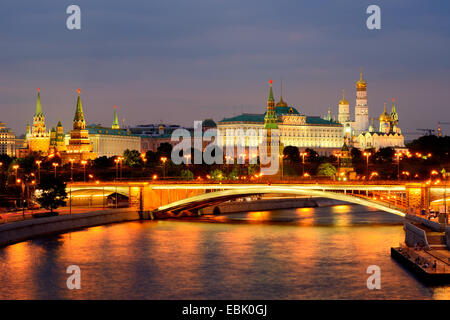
[1,1,450,137]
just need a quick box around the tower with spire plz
[260,80,282,175]
[64,89,96,163]
[354,69,369,135]
[112,105,120,129]
[28,88,50,154]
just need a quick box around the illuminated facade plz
[356,98,405,150]
[218,81,344,156]
[87,106,141,157]
[0,122,16,157]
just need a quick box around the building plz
[356,99,405,150]
[0,122,16,157]
[218,80,344,156]
[87,107,141,157]
[27,88,50,154]
[62,89,96,163]
[354,71,369,136]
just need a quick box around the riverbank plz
[0,208,140,247]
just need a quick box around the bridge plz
[65,181,443,218]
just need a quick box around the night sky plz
[1,0,450,139]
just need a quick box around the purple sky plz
[1,0,450,140]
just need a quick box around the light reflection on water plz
[0,204,449,300]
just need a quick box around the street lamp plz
[114,158,120,180]
[299,152,307,178]
[81,160,87,182]
[394,152,402,181]
[12,164,19,182]
[160,156,167,179]
[363,152,371,180]
[69,159,74,181]
[334,152,342,173]
[35,160,41,183]
[52,162,59,178]
[118,156,124,178]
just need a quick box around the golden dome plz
[338,89,349,105]
[356,71,367,89]
[379,103,390,122]
[276,96,288,107]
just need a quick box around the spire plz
[35,88,43,116]
[391,97,396,113]
[57,119,62,127]
[264,80,278,129]
[112,105,120,129]
[267,79,274,102]
[74,88,84,122]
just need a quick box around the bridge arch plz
[154,186,405,217]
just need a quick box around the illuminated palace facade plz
[218,81,344,156]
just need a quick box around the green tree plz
[180,169,194,181]
[228,167,239,180]
[36,176,67,213]
[210,169,224,181]
[247,164,258,177]
[123,149,143,167]
[317,163,337,177]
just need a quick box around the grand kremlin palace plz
[217,83,344,156]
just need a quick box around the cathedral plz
[336,71,405,150]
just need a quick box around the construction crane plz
[417,129,435,136]
[437,122,450,136]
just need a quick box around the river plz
[0,204,449,299]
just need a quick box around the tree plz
[157,143,173,158]
[180,169,194,181]
[93,156,114,168]
[36,176,67,213]
[228,167,239,180]
[317,163,337,177]
[210,169,224,181]
[305,148,319,162]
[123,149,143,167]
[283,146,300,162]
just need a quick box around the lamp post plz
[334,152,341,173]
[114,158,119,180]
[300,152,307,178]
[160,156,167,179]
[363,152,371,180]
[12,164,19,180]
[394,152,402,181]
[69,159,74,181]
[81,160,87,182]
[35,160,41,183]
[118,156,124,179]
[52,162,59,178]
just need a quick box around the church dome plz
[339,98,349,105]
[356,71,367,89]
[276,96,288,107]
[379,103,390,122]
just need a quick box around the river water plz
[0,204,449,299]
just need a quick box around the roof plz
[86,124,140,137]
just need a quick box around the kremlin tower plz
[354,70,369,135]
[28,88,50,154]
[63,89,96,163]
